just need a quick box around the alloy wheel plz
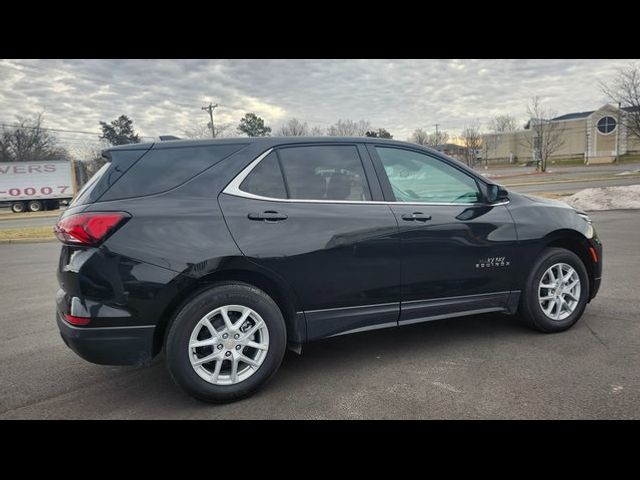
[538,262,581,321]
[188,305,269,385]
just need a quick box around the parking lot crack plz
[584,320,608,349]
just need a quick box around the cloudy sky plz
[0,59,636,147]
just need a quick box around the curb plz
[0,237,57,245]
[503,174,640,188]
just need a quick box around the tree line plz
[2,63,639,176]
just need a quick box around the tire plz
[11,202,25,213]
[28,200,43,212]
[165,282,287,403]
[519,247,589,333]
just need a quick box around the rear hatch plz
[64,145,153,216]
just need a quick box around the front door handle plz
[401,212,432,222]
[248,211,288,222]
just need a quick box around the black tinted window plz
[277,145,371,201]
[101,144,245,201]
[239,151,287,198]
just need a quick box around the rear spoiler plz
[159,135,181,141]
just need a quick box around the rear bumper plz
[56,311,155,366]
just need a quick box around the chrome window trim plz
[222,147,509,207]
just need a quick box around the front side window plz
[278,145,371,201]
[376,147,480,204]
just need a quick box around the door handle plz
[248,211,288,222]
[401,212,432,222]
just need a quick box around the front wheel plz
[519,247,589,333]
[165,283,287,403]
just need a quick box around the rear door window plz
[277,145,371,201]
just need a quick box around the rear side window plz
[239,151,287,199]
[101,144,245,201]
[278,145,371,201]
[70,162,110,207]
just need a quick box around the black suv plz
[55,137,602,403]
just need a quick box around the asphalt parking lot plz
[0,210,638,419]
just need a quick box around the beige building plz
[484,104,640,165]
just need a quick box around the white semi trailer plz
[0,160,78,213]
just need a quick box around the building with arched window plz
[484,104,640,165]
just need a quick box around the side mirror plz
[486,184,509,204]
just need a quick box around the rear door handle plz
[248,211,288,222]
[401,212,432,222]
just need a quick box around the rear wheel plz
[519,247,589,333]
[28,200,43,212]
[165,283,287,403]
[11,202,25,213]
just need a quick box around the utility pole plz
[433,123,440,146]
[201,102,219,138]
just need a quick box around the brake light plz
[64,314,91,326]
[54,212,129,246]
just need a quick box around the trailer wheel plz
[11,202,26,213]
[28,200,43,212]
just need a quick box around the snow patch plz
[616,169,640,176]
[563,185,640,211]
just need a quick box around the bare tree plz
[309,126,326,136]
[459,122,483,167]
[410,128,449,147]
[277,118,309,136]
[0,113,67,162]
[490,114,518,134]
[80,148,107,182]
[482,133,496,167]
[183,121,231,139]
[327,119,371,137]
[410,128,429,146]
[600,64,640,141]
[426,131,449,147]
[521,97,565,172]
[480,115,519,166]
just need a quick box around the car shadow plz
[277,312,530,375]
[129,312,533,408]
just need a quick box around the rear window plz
[100,144,245,202]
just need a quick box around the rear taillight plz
[54,212,129,246]
[64,313,91,326]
